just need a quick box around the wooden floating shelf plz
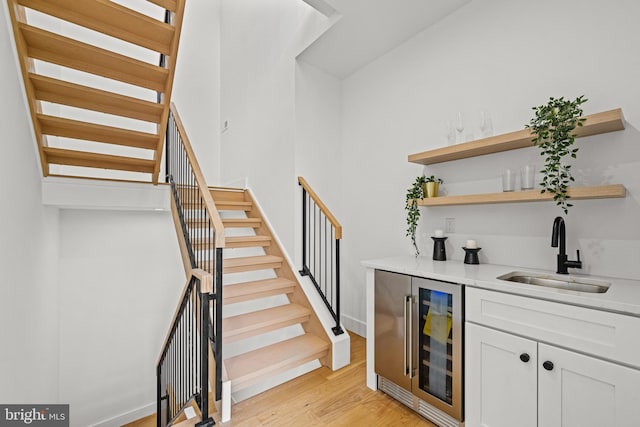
[416,184,626,207]
[408,108,625,165]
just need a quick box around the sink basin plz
[497,271,610,294]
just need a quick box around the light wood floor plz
[126,333,435,426]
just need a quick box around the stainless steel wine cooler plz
[374,270,463,427]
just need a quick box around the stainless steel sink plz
[497,271,610,293]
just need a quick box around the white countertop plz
[362,255,640,317]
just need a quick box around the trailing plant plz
[405,175,444,256]
[405,175,427,256]
[526,95,588,214]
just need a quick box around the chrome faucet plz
[551,216,582,274]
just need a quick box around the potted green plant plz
[424,175,444,198]
[405,175,444,256]
[406,175,427,256]
[526,95,588,214]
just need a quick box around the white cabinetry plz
[465,287,640,427]
[466,323,537,427]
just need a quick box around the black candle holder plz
[431,237,447,261]
[463,247,481,264]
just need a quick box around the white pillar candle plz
[434,229,444,238]
[466,239,477,249]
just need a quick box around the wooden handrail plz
[170,103,225,248]
[298,176,342,239]
[156,268,211,367]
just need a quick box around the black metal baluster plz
[334,237,343,334]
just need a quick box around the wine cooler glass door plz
[412,278,463,421]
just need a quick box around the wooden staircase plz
[205,187,331,404]
[6,0,185,183]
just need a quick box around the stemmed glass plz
[445,120,455,145]
[479,110,493,138]
[455,112,464,143]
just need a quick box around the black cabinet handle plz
[519,353,530,363]
[543,361,554,371]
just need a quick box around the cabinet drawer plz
[466,287,640,369]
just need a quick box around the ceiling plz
[299,0,471,79]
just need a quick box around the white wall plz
[340,0,640,327]
[295,60,343,218]
[0,2,59,403]
[57,210,184,427]
[172,0,222,185]
[219,0,332,254]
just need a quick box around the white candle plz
[466,239,477,249]
[434,229,444,238]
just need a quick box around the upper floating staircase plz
[7,1,349,425]
[6,0,184,183]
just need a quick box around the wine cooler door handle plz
[408,295,414,378]
[403,295,409,376]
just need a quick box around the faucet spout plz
[551,216,566,256]
[551,216,581,274]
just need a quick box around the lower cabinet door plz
[538,343,640,427]
[465,323,537,427]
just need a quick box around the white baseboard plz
[90,402,155,427]
[342,314,365,337]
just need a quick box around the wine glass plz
[445,120,455,145]
[479,110,493,138]
[455,112,464,143]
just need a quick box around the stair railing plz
[157,103,225,426]
[298,177,344,335]
[156,270,213,427]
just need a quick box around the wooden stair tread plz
[43,147,155,173]
[224,278,295,304]
[221,218,261,228]
[215,200,253,211]
[30,73,163,123]
[221,255,283,274]
[209,188,246,202]
[20,23,168,92]
[17,0,175,54]
[225,235,271,248]
[223,304,310,343]
[225,334,329,389]
[37,114,158,150]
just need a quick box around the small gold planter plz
[424,182,440,198]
